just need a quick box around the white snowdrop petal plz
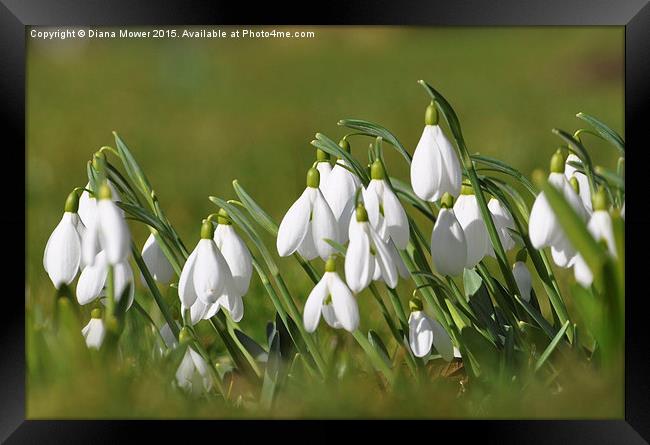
[322,164,359,221]
[82,318,106,349]
[328,272,359,332]
[178,246,199,308]
[202,300,221,321]
[512,261,532,302]
[550,235,577,269]
[381,184,410,250]
[76,252,108,305]
[344,222,373,293]
[573,255,593,287]
[589,211,616,256]
[141,233,174,285]
[193,239,228,304]
[303,277,329,333]
[81,221,101,267]
[159,322,178,349]
[276,188,312,257]
[175,349,196,391]
[431,209,467,277]
[362,182,382,228]
[454,195,489,268]
[433,126,462,198]
[311,189,338,260]
[78,184,96,228]
[408,312,434,358]
[321,303,342,329]
[218,293,244,322]
[430,318,454,362]
[97,200,130,265]
[316,162,332,190]
[528,192,560,249]
[369,227,398,288]
[44,213,82,288]
[297,223,319,260]
[215,225,253,296]
[410,125,443,201]
[113,261,135,311]
[336,197,356,244]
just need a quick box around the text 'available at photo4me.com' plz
[29,27,317,41]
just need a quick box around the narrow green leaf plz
[338,118,412,164]
[232,180,279,236]
[576,112,625,154]
[535,320,570,372]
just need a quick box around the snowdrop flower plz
[512,260,532,302]
[564,153,592,213]
[345,204,399,293]
[176,346,212,394]
[363,160,409,250]
[321,139,361,243]
[78,180,122,229]
[141,232,175,285]
[81,308,106,350]
[454,186,490,268]
[159,321,180,351]
[407,298,453,361]
[431,193,467,277]
[76,251,135,311]
[211,209,253,322]
[43,191,85,288]
[529,150,588,267]
[410,102,462,202]
[179,220,233,311]
[487,197,516,254]
[315,149,332,189]
[304,257,359,333]
[573,190,617,287]
[277,167,338,260]
[82,183,131,266]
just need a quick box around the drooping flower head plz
[81,307,106,350]
[82,183,131,267]
[529,150,588,268]
[277,167,338,260]
[431,193,467,277]
[345,203,399,293]
[178,220,233,324]
[453,184,490,268]
[363,160,409,250]
[304,256,359,333]
[487,197,517,254]
[564,153,592,214]
[410,102,462,202]
[76,250,135,311]
[407,298,453,360]
[44,190,85,288]
[175,328,213,395]
[321,138,361,243]
[512,251,533,303]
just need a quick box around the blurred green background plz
[27,26,624,418]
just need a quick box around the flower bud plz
[355,204,369,222]
[440,192,454,209]
[338,138,351,153]
[370,160,386,180]
[425,101,438,126]
[325,256,337,272]
[217,208,231,225]
[316,148,330,162]
[550,149,566,174]
[306,167,320,188]
[91,308,102,319]
[64,190,80,213]
[200,220,215,239]
[409,297,423,312]
[593,188,608,211]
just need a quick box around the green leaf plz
[417,80,465,150]
[324,238,347,255]
[232,180,279,236]
[576,112,625,154]
[472,154,537,196]
[389,176,436,222]
[368,330,392,367]
[233,329,269,362]
[460,326,500,379]
[338,118,412,164]
[463,268,483,298]
[113,132,154,204]
[535,320,570,372]
[514,296,556,340]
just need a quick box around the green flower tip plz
[550,149,566,173]
[338,138,351,153]
[306,167,320,188]
[440,192,454,209]
[460,184,474,195]
[356,204,369,222]
[425,101,439,126]
[92,151,106,170]
[325,256,337,272]
[593,188,608,211]
[316,148,331,162]
[97,183,112,200]
[91,308,102,319]
[64,190,80,213]
[179,327,193,345]
[569,176,580,194]
[370,160,386,180]
[217,208,231,225]
[409,297,423,312]
[200,220,215,239]
[515,248,528,263]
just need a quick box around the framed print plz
[3,0,649,442]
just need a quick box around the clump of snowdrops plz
[40,81,625,414]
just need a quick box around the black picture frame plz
[3,0,648,442]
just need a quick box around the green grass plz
[27,26,624,418]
